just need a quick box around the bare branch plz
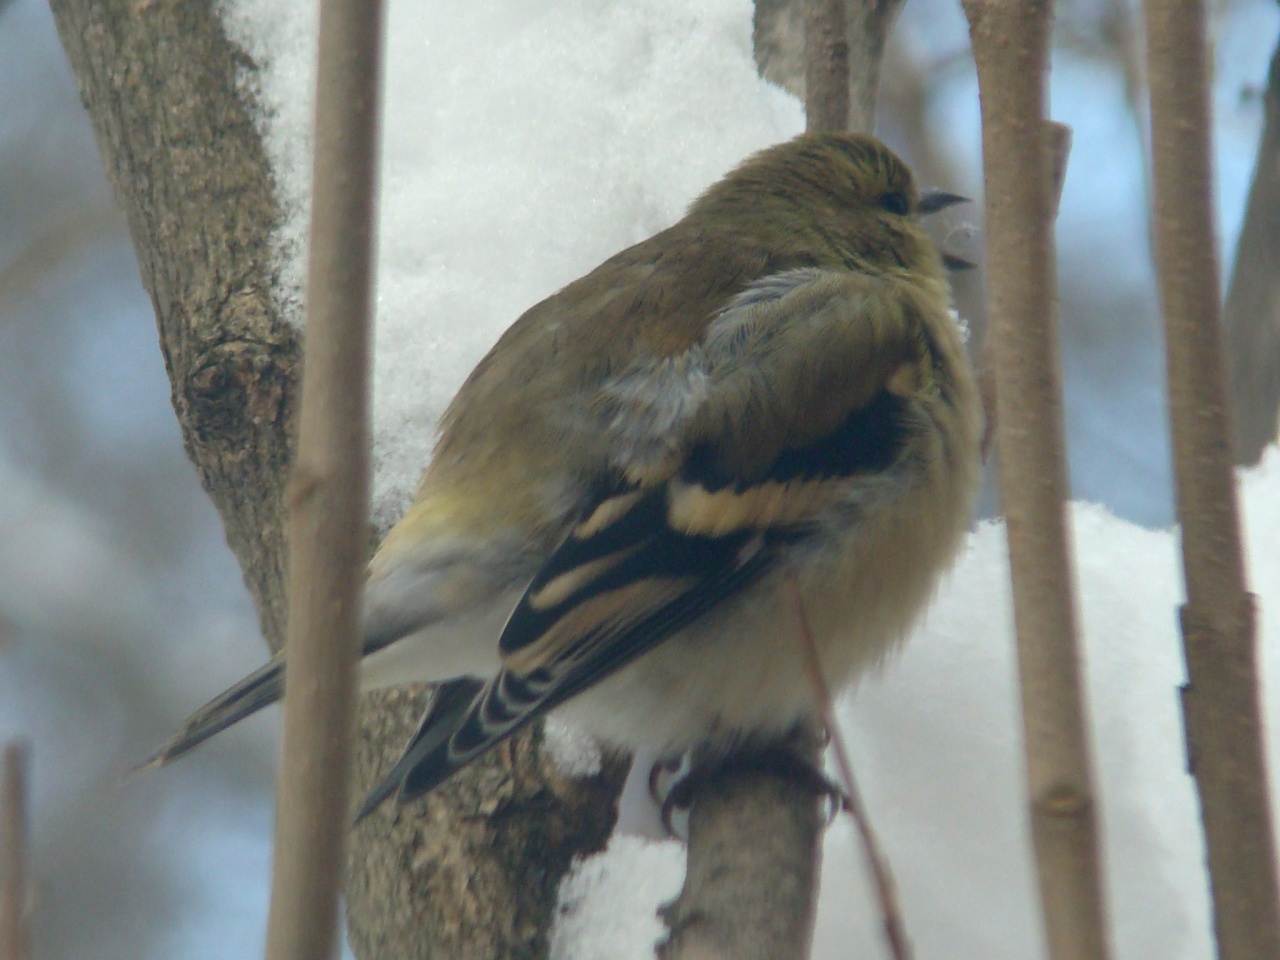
[977,123,1072,456]
[262,0,382,956]
[844,0,906,132]
[962,2,1114,958]
[657,729,825,960]
[1143,0,1280,954]
[805,0,851,132]
[47,0,299,646]
[759,0,905,134]
[1,742,29,960]
[45,2,623,956]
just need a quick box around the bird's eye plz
[879,191,911,216]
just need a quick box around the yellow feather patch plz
[504,577,694,674]
[573,490,646,539]
[667,478,850,536]
[525,544,642,611]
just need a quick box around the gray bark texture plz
[756,0,903,133]
[46,1,625,958]
[658,736,825,960]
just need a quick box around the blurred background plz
[1,0,1276,955]
[0,1,276,955]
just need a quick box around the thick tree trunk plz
[46,2,625,957]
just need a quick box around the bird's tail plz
[353,676,486,821]
[131,655,286,774]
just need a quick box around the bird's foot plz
[650,740,847,839]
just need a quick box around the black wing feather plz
[368,272,923,807]
[391,492,781,803]
[354,676,486,821]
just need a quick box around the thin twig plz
[1,742,29,960]
[1143,0,1280,954]
[785,575,911,960]
[978,123,1072,461]
[261,0,383,956]
[962,2,1114,958]
[804,0,849,131]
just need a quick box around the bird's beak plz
[917,189,970,215]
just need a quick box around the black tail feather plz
[353,677,486,822]
[131,656,286,775]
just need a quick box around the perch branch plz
[46,3,624,957]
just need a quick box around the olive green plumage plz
[143,132,982,817]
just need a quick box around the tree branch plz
[759,0,906,135]
[48,0,299,645]
[1143,0,1280,954]
[658,731,825,960]
[804,0,850,132]
[962,2,1114,957]
[263,0,381,955]
[1,742,29,960]
[46,2,623,956]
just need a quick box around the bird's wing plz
[360,268,931,810]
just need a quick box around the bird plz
[140,132,983,819]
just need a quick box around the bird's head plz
[690,132,966,280]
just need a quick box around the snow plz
[213,0,1280,954]
[219,0,804,532]
[554,452,1280,959]
[3,0,1279,954]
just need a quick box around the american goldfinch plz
[143,132,982,817]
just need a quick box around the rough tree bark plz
[658,731,827,960]
[46,2,625,958]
